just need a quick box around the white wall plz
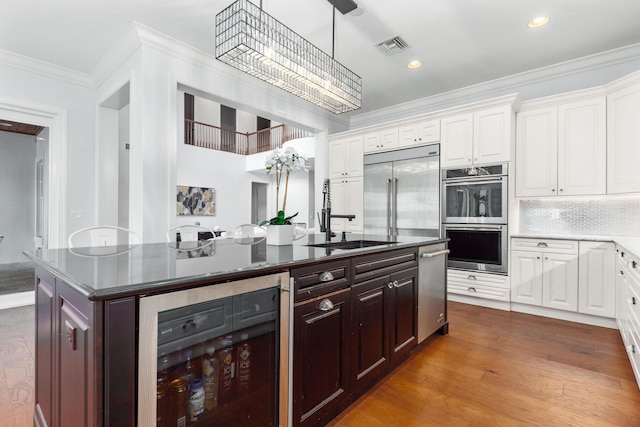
[0,131,36,263]
[0,61,96,247]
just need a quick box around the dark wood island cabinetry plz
[26,235,447,427]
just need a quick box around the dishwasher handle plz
[420,249,450,258]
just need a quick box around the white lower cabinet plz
[615,246,640,388]
[511,238,580,312]
[448,270,510,302]
[579,241,616,317]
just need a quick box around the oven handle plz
[443,176,505,185]
[444,224,505,230]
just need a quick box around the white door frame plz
[0,97,67,249]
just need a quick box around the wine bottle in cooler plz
[236,333,251,393]
[202,346,219,410]
[218,336,235,404]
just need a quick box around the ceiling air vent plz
[376,36,409,56]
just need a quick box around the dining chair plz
[166,224,215,249]
[68,226,141,248]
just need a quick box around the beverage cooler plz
[138,272,291,427]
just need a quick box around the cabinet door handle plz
[632,261,637,269]
[628,344,637,355]
[537,242,548,248]
[392,280,399,288]
[318,298,335,311]
[467,287,477,293]
[628,297,637,305]
[387,281,394,289]
[467,275,476,280]
[318,271,334,282]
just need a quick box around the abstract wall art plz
[177,186,216,216]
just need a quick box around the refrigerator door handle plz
[392,178,398,236]
[386,179,392,235]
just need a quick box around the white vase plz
[266,224,294,246]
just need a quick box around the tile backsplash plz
[518,196,640,236]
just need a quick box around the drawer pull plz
[467,275,476,281]
[537,242,548,248]
[633,261,637,269]
[467,287,477,293]
[318,298,334,311]
[388,280,400,289]
[318,271,334,282]
[628,297,637,305]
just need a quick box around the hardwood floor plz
[0,304,34,427]
[329,302,640,427]
[0,302,638,426]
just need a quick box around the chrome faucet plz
[318,179,356,242]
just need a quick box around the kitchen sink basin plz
[306,239,396,250]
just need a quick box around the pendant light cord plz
[332,2,336,58]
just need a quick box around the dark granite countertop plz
[25,234,446,301]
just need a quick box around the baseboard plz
[0,291,35,310]
[510,302,617,329]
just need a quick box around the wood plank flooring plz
[329,302,640,427]
[0,301,639,426]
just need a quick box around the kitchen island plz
[26,233,448,427]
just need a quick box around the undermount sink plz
[306,239,396,250]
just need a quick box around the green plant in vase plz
[260,146,308,226]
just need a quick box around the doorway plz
[251,182,268,224]
[0,122,48,309]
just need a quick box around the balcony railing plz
[184,119,312,155]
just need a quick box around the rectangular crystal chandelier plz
[215,0,362,114]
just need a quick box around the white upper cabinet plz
[398,119,440,148]
[363,128,398,153]
[328,135,364,179]
[441,113,473,167]
[441,105,512,168]
[329,177,364,232]
[607,76,640,194]
[515,93,606,197]
[515,107,558,197]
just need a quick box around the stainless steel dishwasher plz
[418,243,450,343]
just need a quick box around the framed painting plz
[177,186,215,216]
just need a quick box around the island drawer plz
[292,259,351,302]
[352,247,418,283]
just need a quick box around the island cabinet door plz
[293,288,351,427]
[389,267,419,366]
[350,274,391,397]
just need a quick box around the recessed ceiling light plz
[0,122,13,127]
[528,16,549,28]
[407,60,422,69]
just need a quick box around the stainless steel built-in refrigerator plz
[364,144,440,237]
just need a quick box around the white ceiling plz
[3,0,640,117]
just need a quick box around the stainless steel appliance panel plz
[444,224,508,274]
[418,243,449,343]
[364,145,440,238]
[442,164,508,224]
[363,161,393,236]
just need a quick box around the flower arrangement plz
[261,146,308,225]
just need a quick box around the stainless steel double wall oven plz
[442,164,508,274]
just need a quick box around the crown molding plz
[0,48,93,88]
[349,42,640,130]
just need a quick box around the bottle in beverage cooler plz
[168,378,187,427]
[236,333,251,393]
[180,349,196,383]
[188,378,204,422]
[218,336,235,404]
[202,346,219,410]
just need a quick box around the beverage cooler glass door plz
[138,272,290,427]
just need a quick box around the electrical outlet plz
[551,209,560,219]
